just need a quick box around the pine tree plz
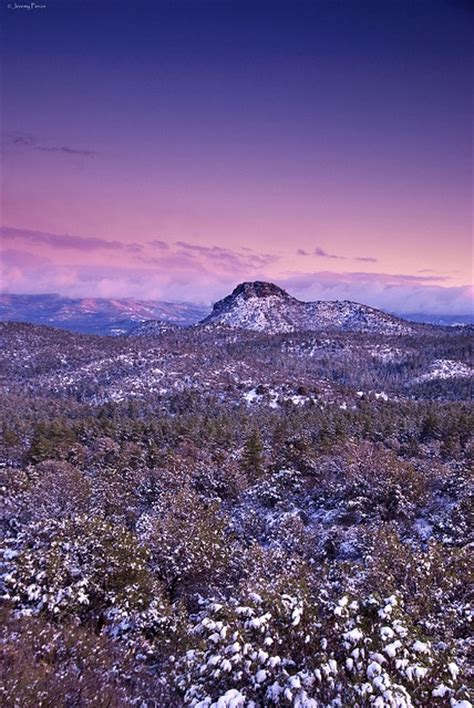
[240,428,263,478]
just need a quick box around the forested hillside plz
[0,320,472,707]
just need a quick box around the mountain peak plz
[206,281,294,322]
[201,280,416,335]
[230,281,291,300]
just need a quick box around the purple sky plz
[1,0,472,313]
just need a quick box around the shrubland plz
[0,323,472,706]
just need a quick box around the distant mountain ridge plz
[0,293,209,335]
[201,281,418,334]
[1,287,470,336]
[397,313,474,327]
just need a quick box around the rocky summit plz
[201,280,417,335]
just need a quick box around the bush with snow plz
[138,486,232,597]
[175,585,470,707]
[2,515,156,624]
[0,606,176,707]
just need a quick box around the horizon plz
[1,281,473,321]
[1,0,473,316]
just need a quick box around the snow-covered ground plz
[416,359,473,382]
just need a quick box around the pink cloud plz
[1,226,126,252]
[1,251,472,315]
[276,271,472,315]
[174,241,278,272]
[313,247,377,263]
[314,247,346,260]
[1,225,471,315]
[148,240,170,250]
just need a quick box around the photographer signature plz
[8,2,47,9]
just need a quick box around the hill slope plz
[201,281,417,335]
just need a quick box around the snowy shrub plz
[322,442,431,521]
[192,458,248,501]
[0,466,30,534]
[19,461,92,523]
[175,587,470,707]
[362,526,472,664]
[138,486,233,597]
[88,462,146,524]
[175,587,317,707]
[249,468,303,508]
[0,606,175,706]
[2,515,156,624]
[274,435,315,475]
[268,513,318,561]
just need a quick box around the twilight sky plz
[1,0,472,313]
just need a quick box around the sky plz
[1,0,472,314]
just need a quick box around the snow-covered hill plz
[127,320,182,337]
[0,293,209,335]
[201,281,417,335]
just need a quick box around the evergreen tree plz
[240,428,264,477]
